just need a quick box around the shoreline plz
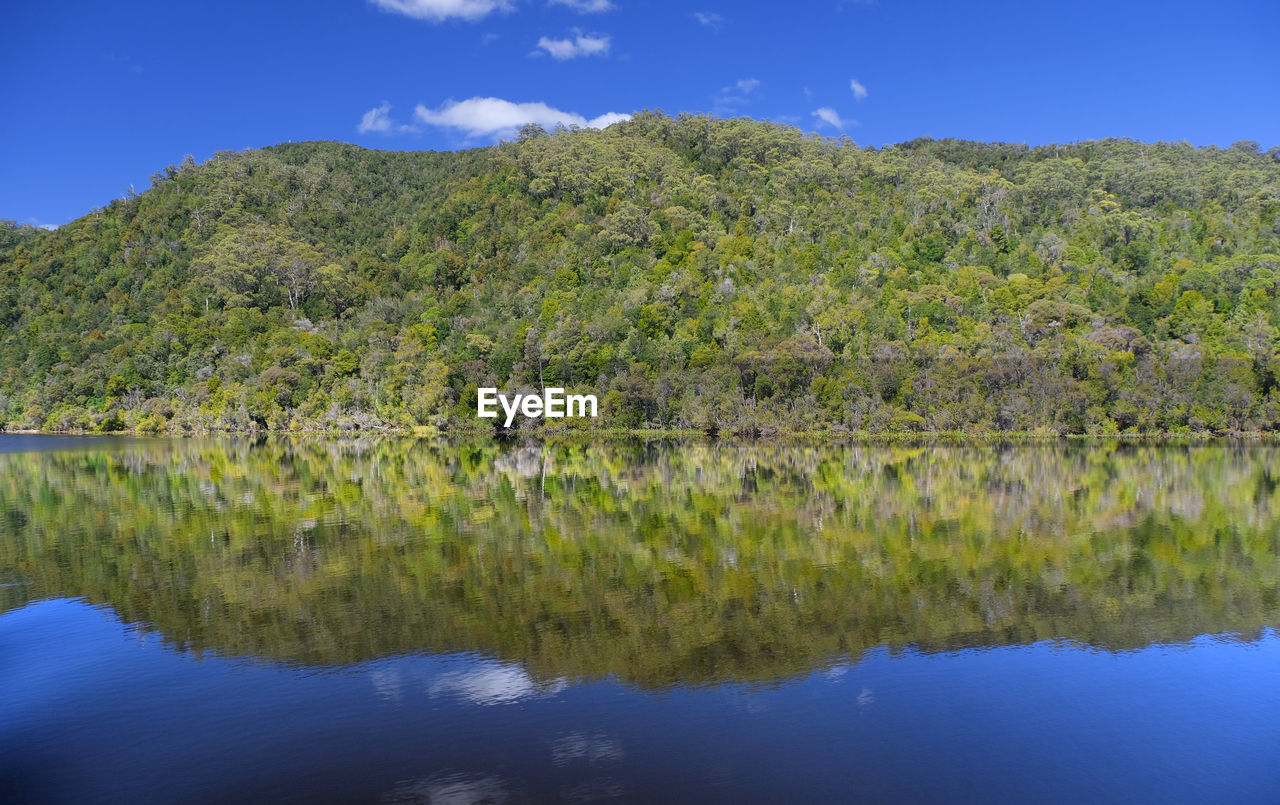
[3,427,1279,445]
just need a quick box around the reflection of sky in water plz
[383,773,512,805]
[4,600,1278,803]
[369,658,567,706]
[428,663,567,706]
[551,732,624,765]
[369,666,406,701]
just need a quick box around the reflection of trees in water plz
[1,438,1278,687]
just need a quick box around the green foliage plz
[95,410,126,432]
[3,116,1280,434]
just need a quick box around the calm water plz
[1,437,1279,803]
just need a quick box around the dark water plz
[1,437,1279,803]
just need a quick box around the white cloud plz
[850,78,869,101]
[357,103,393,133]
[356,103,418,135]
[813,106,852,129]
[586,111,631,127]
[692,11,723,28]
[414,97,630,139]
[712,77,760,115]
[549,0,615,12]
[535,30,611,60]
[369,0,512,22]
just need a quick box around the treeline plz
[2,114,1279,434]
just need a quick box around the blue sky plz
[3,0,1277,228]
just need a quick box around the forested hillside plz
[2,114,1279,435]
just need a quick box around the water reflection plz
[550,732,625,766]
[428,662,568,706]
[1,437,1278,686]
[383,773,514,805]
[2,580,1279,802]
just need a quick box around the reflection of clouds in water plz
[818,665,874,708]
[366,658,567,706]
[370,666,404,701]
[551,735,626,805]
[551,732,624,766]
[383,773,511,804]
[429,661,567,706]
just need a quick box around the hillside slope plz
[2,114,1279,434]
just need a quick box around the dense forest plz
[2,114,1279,435]
[3,440,1277,684]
